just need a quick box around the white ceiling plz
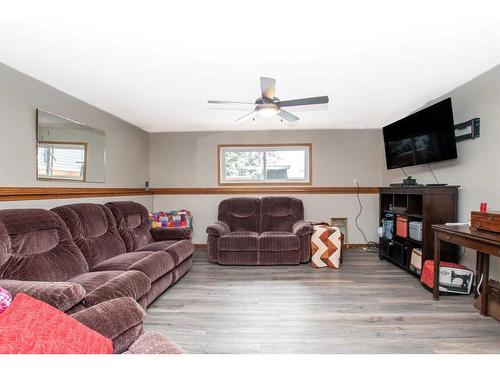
[1,0,500,132]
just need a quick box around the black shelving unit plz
[379,186,460,276]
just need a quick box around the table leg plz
[475,252,483,298]
[480,253,490,316]
[433,234,441,301]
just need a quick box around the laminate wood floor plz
[144,250,500,354]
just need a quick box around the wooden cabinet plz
[379,186,459,276]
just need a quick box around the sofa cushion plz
[69,270,151,308]
[219,231,259,252]
[92,251,175,282]
[218,198,261,233]
[71,297,145,349]
[261,196,304,233]
[0,293,113,354]
[258,231,300,252]
[123,331,186,354]
[51,204,127,268]
[137,239,194,266]
[105,201,154,252]
[0,279,85,312]
[0,210,89,282]
[137,240,175,252]
[69,270,123,293]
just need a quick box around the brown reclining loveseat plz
[206,196,313,265]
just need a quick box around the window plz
[37,142,87,181]
[218,144,311,185]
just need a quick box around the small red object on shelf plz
[480,202,488,212]
[396,216,408,238]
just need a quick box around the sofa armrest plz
[72,297,145,349]
[83,271,151,308]
[150,227,192,241]
[0,279,85,312]
[123,332,186,354]
[206,221,230,237]
[292,220,313,236]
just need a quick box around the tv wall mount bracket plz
[454,118,480,142]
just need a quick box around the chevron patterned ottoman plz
[311,224,343,269]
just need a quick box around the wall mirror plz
[36,109,106,182]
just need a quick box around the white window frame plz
[218,143,312,185]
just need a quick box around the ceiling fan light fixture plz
[257,104,279,118]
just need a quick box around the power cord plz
[427,163,440,184]
[354,180,379,253]
[400,167,409,177]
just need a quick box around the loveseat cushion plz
[218,198,261,233]
[219,231,259,252]
[261,197,304,233]
[69,270,150,307]
[92,251,175,282]
[258,231,300,252]
[136,239,194,266]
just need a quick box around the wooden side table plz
[432,224,500,316]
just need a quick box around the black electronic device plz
[383,98,457,169]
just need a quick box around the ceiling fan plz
[208,77,329,123]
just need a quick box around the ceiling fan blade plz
[235,110,256,122]
[208,100,255,105]
[260,77,276,99]
[276,96,329,107]
[279,109,299,122]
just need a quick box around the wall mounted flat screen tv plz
[383,98,457,169]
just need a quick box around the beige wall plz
[150,129,384,187]
[0,195,153,212]
[0,63,149,188]
[150,129,385,244]
[384,64,500,279]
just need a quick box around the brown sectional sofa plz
[0,201,193,353]
[0,201,194,311]
[0,208,150,312]
[206,196,313,265]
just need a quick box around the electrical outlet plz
[353,179,359,186]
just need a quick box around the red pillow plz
[0,293,113,354]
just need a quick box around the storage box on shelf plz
[378,186,459,276]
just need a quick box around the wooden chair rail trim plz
[0,187,150,201]
[0,186,379,202]
[151,186,379,195]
